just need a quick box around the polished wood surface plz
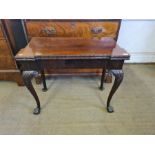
[0,25,4,38]
[0,39,14,57]
[0,20,24,85]
[3,19,17,53]
[0,40,17,69]
[0,70,23,86]
[16,37,128,60]
[26,20,120,40]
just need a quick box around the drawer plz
[0,39,16,69]
[0,39,12,57]
[39,59,106,69]
[25,20,120,39]
[0,56,16,69]
[0,25,4,38]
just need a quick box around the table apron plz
[107,60,124,69]
[17,59,124,70]
[38,59,107,69]
[18,60,39,71]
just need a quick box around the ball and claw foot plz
[33,107,41,115]
[42,88,48,92]
[107,106,114,113]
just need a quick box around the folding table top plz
[15,37,130,60]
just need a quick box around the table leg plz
[41,70,48,92]
[22,71,41,115]
[107,70,124,113]
[99,68,106,90]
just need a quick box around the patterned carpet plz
[0,64,155,134]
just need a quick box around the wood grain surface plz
[0,39,16,69]
[16,37,129,60]
[26,21,119,40]
[0,70,24,86]
[0,20,23,85]
[0,25,4,38]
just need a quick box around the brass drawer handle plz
[41,27,56,35]
[91,26,105,34]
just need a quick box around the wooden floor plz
[0,64,155,134]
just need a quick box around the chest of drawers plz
[0,20,23,85]
[25,20,120,39]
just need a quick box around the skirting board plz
[125,52,155,63]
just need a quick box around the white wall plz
[117,20,155,63]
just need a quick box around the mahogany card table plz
[15,37,130,115]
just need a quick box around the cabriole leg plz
[22,71,41,115]
[107,70,124,113]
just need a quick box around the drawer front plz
[0,39,16,69]
[0,39,12,56]
[25,20,120,39]
[39,59,106,69]
[0,56,16,69]
[0,25,4,38]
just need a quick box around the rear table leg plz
[99,68,106,90]
[41,70,48,92]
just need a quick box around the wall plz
[118,20,155,63]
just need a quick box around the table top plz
[15,37,130,60]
